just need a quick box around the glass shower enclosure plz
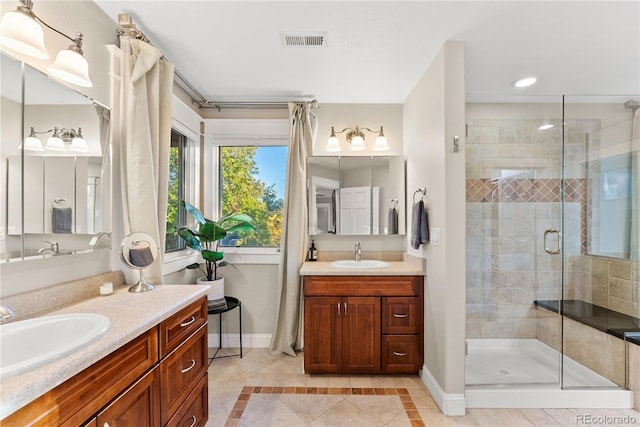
[465,94,639,392]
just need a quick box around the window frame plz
[205,119,289,265]
[162,118,202,273]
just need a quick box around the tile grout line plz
[224,386,426,426]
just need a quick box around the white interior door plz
[339,186,371,235]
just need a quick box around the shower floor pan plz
[465,339,633,408]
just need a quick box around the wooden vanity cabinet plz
[304,276,423,375]
[3,297,208,427]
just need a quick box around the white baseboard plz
[208,333,272,349]
[420,364,466,416]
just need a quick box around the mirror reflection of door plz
[339,186,372,235]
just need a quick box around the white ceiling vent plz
[280,32,327,48]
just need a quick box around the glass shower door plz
[560,95,639,389]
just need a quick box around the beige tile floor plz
[205,348,640,427]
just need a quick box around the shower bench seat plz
[534,299,640,345]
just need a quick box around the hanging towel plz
[52,207,72,233]
[388,207,399,234]
[129,246,154,267]
[410,200,429,249]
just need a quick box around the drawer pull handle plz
[393,351,408,357]
[337,303,341,316]
[188,415,197,427]
[181,359,196,373]
[181,316,196,327]
[392,313,408,318]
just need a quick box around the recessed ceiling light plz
[538,124,554,130]
[513,77,537,88]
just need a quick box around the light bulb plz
[373,135,389,151]
[349,135,365,151]
[0,7,49,59]
[47,47,92,87]
[326,136,341,152]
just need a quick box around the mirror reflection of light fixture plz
[23,126,88,152]
[0,0,93,87]
[327,126,389,152]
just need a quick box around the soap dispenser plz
[308,240,318,261]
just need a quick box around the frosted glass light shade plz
[0,9,49,59]
[47,49,93,87]
[21,136,45,152]
[326,136,341,152]
[373,135,389,151]
[46,136,65,151]
[349,135,365,151]
[69,136,89,152]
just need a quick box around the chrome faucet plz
[89,231,111,249]
[38,240,59,254]
[354,242,362,262]
[0,304,15,321]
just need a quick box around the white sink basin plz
[0,313,111,379]
[331,259,391,269]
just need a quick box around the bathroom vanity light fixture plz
[22,126,88,152]
[327,126,389,152]
[0,0,93,87]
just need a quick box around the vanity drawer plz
[160,324,208,425]
[381,335,421,373]
[160,296,208,357]
[382,297,420,334]
[166,373,208,427]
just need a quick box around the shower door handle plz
[544,229,561,254]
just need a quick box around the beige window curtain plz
[270,102,317,356]
[119,38,175,284]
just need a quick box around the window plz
[165,129,186,252]
[219,145,287,248]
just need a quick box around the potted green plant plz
[176,201,255,306]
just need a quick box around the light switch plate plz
[431,227,441,246]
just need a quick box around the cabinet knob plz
[181,359,196,374]
[393,351,408,357]
[104,423,111,427]
[392,313,408,318]
[188,415,197,427]
[180,316,196,327]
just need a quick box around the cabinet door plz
[96,366,160,427]
[304,296,342,373]
[342,297,380,373]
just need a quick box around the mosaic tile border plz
[226,386,426,426]
[466,177,589,253]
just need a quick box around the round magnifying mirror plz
[120,232,158,293]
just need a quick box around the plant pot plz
[197,276,226,309]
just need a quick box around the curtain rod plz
[117,14,317,111]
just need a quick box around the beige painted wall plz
[0,0,117,298]
[403,41,466,398]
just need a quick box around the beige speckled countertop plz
[0,283,210,419]
[300,261,424,276]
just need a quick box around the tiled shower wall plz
[465,118,588,339]
[566,255,640,317]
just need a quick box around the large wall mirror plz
[1,52,111,262]
[308,156,405,236]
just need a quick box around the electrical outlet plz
[431,227,441,246]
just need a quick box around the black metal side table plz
[207,296,242,365]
